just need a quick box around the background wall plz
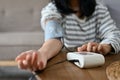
[0,0,49,60]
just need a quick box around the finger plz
[87,42,99,52]
[98,44,103,54]
[82,44,87,51]
[77,47,82,52]
[32,52,38,71]
[87,42,92,52]
[38,61,44,70]
[15,50,34,61]
[15,52,27,61]
[78,44,87,51]
[18,60,27,69]
[26,54,33,70]
[92,46,97,52]
[89,42,98,46]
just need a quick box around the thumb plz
[37,60,47,70]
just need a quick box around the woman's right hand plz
[77,42,112,55]
[15,50,47,71]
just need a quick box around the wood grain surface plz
[36,52,120,80]
[0,51,120,80]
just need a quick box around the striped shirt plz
[41,2,120,53]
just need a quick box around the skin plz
[15,39,63,71]
[77,42,112,55]
[70,0,82,18]
[15,0,112,71]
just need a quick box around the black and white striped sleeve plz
[98,5,120,53]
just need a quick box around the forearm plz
[38,39,63,60]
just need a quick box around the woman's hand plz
[15,50,47,71]
[77,42,112,55]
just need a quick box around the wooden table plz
[36,51,120,80]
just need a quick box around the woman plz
[15,0,120,71]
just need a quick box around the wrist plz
[38,48,49,60]
[100,44,112,55]
[37,48,48,70]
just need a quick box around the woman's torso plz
[62,8,102,48]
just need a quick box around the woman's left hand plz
[77,42,112,55]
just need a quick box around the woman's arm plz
[15,39,63,71]
[16,2,64,71]
[98,5,120,54]
[38,39,63,63]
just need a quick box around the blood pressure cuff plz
[44,20,63,41]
